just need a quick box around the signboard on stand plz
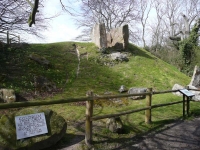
[15,112,48,140]
[179,89,195,97]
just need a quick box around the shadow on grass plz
[128,44,155,60]
[43,133,85,150]
[91,117,184,150]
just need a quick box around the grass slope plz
[1,42,200,149]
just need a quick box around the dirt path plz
[130,117,200,150]
[50,117,200,150]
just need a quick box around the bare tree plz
[139,0,153,47]
[148,0,167,50]
[167,0,200,41]
[70,0,140,42]
[0,0,54,43]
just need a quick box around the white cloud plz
[27,0,82,43]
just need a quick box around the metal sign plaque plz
[179,89,195,97]
[15,112,48,140]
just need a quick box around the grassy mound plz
[0,42,189,97]
[1,42,199,149]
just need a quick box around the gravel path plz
[132,117,200,150]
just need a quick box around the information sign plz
[179,89,195,97]
[15,112,48,140]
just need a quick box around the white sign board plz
[15,112,48,140]
[179,89,195,97]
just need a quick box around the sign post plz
[179,89,195,117]
[15,112,48,140]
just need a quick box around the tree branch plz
[28,0,39,27]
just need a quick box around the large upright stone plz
[107,24,129,50]
[91,23,107,49]
[189,65,200,87]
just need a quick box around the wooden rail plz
[85,88,199,145]
[0,87,199,147]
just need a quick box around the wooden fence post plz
[85,91,94,147]
[186,96,190,116]
[186,86,190,116]
[145,88,152,124]
[183,95,186,118]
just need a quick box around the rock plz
[172,84,200,100]
[110,52,129,62]
[187,85,200,95]
[128,87,147,100]
[192,95,200,101]
[0,107,67,150]
[119,85,128,93]
[106,117,123,133]
[29,54,52,68]
[0,89,16,103]
[172,84,184,96]
[189,65,200,87]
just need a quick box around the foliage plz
[179,19,200,65]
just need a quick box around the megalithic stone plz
[189,65,200,87]
[91,23,107,49]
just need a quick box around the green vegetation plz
[1,42,200,149]
[147,19,200,76]
[0,107,66,149]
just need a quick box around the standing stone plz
[189,65,200,87]
[107,24,129,50]
[91,23,107,49]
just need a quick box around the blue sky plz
[29,1,82,43]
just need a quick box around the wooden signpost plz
[179,89,195,117]
[15,112,48,140]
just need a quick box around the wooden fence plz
[0,87,199,147]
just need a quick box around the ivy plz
[179,19,200,65]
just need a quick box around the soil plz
[56,117,200,150]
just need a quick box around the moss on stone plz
[0,107,67,150]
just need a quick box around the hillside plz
[1,42,196,149]
[0,42,190,98]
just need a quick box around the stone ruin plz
[91,23,129,50]
[91,23,107,49]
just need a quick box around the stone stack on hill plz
[91,23,129,50]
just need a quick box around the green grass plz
[0,41,199,149]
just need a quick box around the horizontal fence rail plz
[0,92,151,109]
[0,87,199,147]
